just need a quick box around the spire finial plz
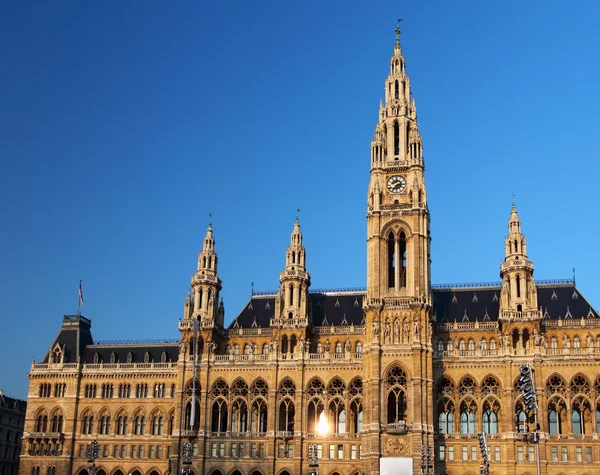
[511,192,516,212]
[573,267,576,284]
[208,212,212,228]
[395,18,403,45]
[251,281,254,296]
[295,208,300,224]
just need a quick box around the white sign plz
[380,457,414,475]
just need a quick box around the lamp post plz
[420,444,433,475]
[181,441,192,474]
[86,440,98,475]
[477,433,489,475]
[517,363,541,475]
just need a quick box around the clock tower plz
[362,22,434,474]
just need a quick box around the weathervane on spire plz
[296,207,300,223]
[208,212,212,227]
[511,192,516,211]
[395,18,403,45]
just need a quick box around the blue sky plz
[1,1,599,398]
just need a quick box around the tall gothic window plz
[393,121,400,156]
[387,231,395,289]
[399,231,406,288]
[386,365,408,424]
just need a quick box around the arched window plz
[399,231,406,288]
[460,400,477,434]
[574,336,581,348]
[306,379,325,434]
[438,409,454,435]
[437,340,445,352]
[393,121,400,156]
[278,379,296,432]
[394,80,399,100]
[152,414,164,435]
[116,413,128,435]
[489,339,496,350]
[467,339,475,351]
[551,337,558,349]
[99,413,111,435]
[316,342,322,354]
[572,408,583,434]
[482,409,497,434]
[387,231,395,289]
[386,365,408,424]
[549,409,559,434]
[355,341,362,353]
[335,342,342,354]
[134,414,145,435]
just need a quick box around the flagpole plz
[77,281,81,316]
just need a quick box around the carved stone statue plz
[299,338,305,352]
[384,319,391,343]
[586,332,594,348]
[413,318,421,337]
[402,318,410,342]
[226,344,233,355]
[532,328,539,346]
[252,343,257,354]
[540,334,548,349]
[563,333,570,348]
[503,332,511,349]
[428,322,433,340]
[324,339,331,353]
[344,338,351,352]
[394,320,400,343]
[373,318,380,337]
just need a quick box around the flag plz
[79,280,85,307]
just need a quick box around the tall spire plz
[190,221,223,327]
[499,205,539,317]
[273,216,311,326]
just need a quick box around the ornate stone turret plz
[271,215,311,327]
[499,204,540,322]
[190,221,223,329]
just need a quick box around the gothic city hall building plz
[21,29,600,475]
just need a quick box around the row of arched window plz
[78,409,175,436]
[81,382,175,398]
[182,372,375,436]
[30,467,55,475]
[436,373,600,437]
[34,413,63,433]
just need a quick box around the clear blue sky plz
[1,1,599,398]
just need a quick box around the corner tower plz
[273,216,311,327]
[499,204,540,319]
[191,222,224,329]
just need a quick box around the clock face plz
[387,176,406,193]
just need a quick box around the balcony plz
[385,421,408,435]
[28,432,62,440]
[181,430,198,438]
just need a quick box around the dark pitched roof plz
[0,391,26,413]
[432,279,598,323]
[42,315,94,363]
[82,340,180,364]
[230,290,365,329]
[231,280,598,328]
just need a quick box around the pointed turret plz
[190,221,223,328]
[273,215,311,326]
[499,204,540,320]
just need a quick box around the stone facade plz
[0,390,26,475]
[19,26,600,475]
